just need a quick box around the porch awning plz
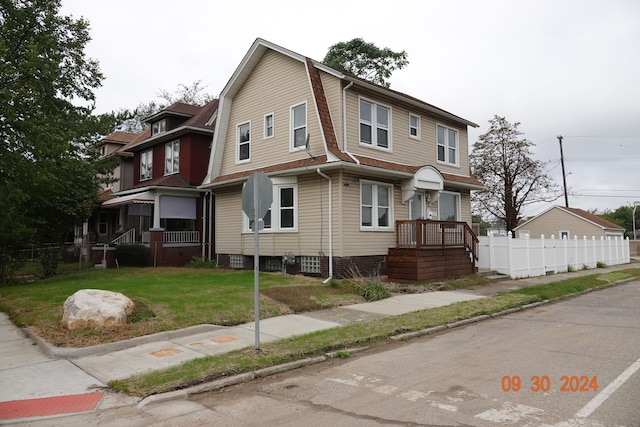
[102,191,155,207]
[401,166,444,202]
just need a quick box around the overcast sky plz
[61,0,640,217]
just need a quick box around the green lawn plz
[0,267,364,347]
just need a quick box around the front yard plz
[0,267,367,347]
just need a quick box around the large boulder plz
[61,289,135,330]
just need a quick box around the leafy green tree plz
[599,205,635,238]
[0,0,119,281]
[470,116,559,236]
[323,38,409,88]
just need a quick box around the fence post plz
[507,231,514,278]
[592,236,597,268]
[541,234,546,275]
[563,235,568,273]
[489,234,495,270]
[525,234,531,277]
[608,237,612,266]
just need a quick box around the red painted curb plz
[0,392,104,420]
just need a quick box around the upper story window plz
[237,121,251,163]
[264,113,274,139]
[152,119,166,135]
[409,114,421,140]
[140,149,153,180]
[360,180,392,230]
[437,125,458,166]
[360,99,390,150]
[165,140,179,174]
[291,102,307,150]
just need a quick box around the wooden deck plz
[388,220,478,283]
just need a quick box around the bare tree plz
[470,115,559,235]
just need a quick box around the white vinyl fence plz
[478,233,630,279]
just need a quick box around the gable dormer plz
[145,102,203,134]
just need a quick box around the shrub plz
[115,245,148,267]
[597,261,607,268]
[356,282,390,301]
[186,257,219,269]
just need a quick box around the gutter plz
[316,168,333,283]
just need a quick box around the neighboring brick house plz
[92,100,218,267]
[515,206,626,240]
[199,39,483,281]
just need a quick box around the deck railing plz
[141,230,200,244]
[163,230,199,244]
[395,220,479,260]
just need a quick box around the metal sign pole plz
[253,176,260,350]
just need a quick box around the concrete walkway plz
[0,262,636,423]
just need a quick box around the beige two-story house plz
[200,38,483,281]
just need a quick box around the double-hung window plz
[437,125,458,165]
[291,102,307,150]
[152,119,166,135]
[165,140,179,174]
[264,113,274,139]
[140,149,153,180]
[237,122,251,162]
[409,114,420,139]
[360,99,390,150]
[361,181,392,230]
[245,179,297,232]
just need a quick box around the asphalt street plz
[190,280,640,426]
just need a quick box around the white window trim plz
[409,113,421,140]
[290,101,307,152]
[436,123,459,167]
[409,192,425,220]
[236,121,251,164]
[140,149,153,181]
[243,178,298,233]
[438,191,461,222]
[559,230,570,239]
[164,140,180,175]
[359,97,392,152]
[360,180,394,231]
[518,230,530,239]
[264,112,274,139]
[152,119,166,135]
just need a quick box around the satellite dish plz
[304,134,314,160]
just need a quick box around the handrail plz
[395,220,479,260]
[111,228,136,245]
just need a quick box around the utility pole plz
[558,135,569,207]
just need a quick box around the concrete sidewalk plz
[0,262,636,423]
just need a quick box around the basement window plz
[301,256,321,274]
[229,254,244,269]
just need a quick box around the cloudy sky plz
[61,0,640,216]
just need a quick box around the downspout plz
[342,82,360,165]
[317,168,333,283]
[209,190,214,261]
[201,192,207,259]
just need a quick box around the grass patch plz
[109,268,640,397]
[0,267,362,347]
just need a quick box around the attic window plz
[152,119,166,135]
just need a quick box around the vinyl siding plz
[343,88,470,175]
[219,50,322,175]
[517,208,605,239]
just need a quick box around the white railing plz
[163,231,199,244]
[111,229,136,245]
[478,233,630,279]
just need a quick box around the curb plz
[24,324,226,359]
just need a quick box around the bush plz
[186,257,219,269]
[356,282,390,301]
[115,245,148,267]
